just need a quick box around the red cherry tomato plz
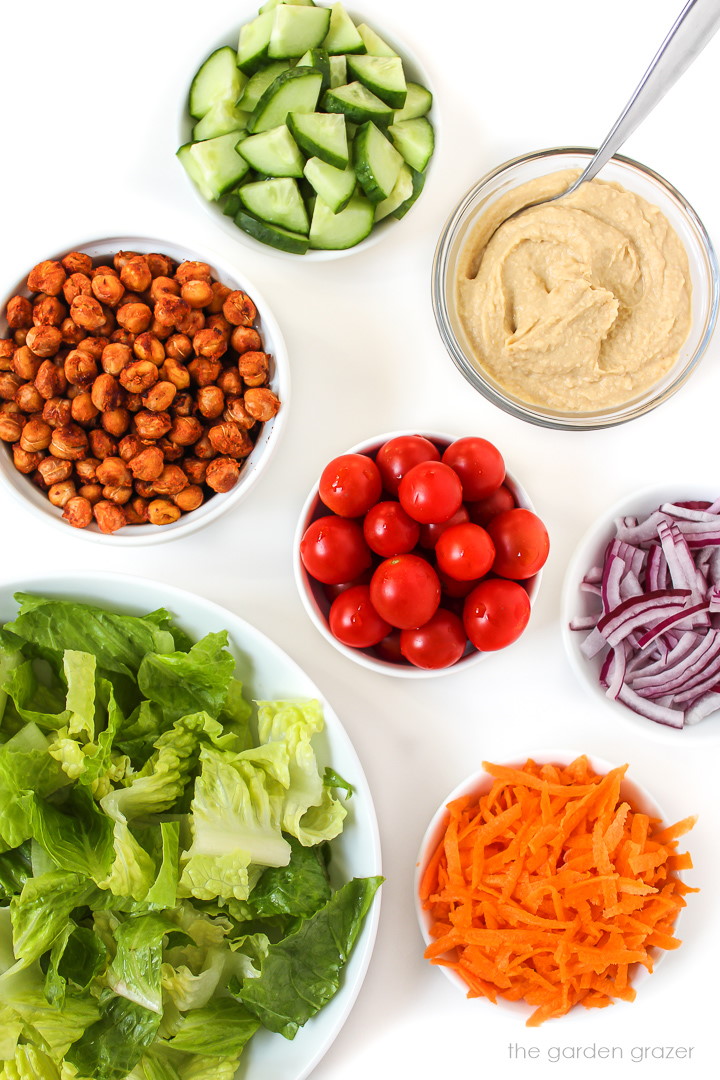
[375,435,440,495]
[319,453,382,517]
[328,585,392,648]
[400,609,467,669]
[467,484,516,527]
[435,522,496,581]
[418,505,469,549]
[323,569,372,603]
[486,508,550,580]
[398,461,463,525]
[436,566,484,599]
[442,437,505,500]
[300,516,372,585]
[463,578,531,651]
[363,500,420,557]
[373,629,404,663]
[370,554,441,629]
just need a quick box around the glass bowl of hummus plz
[432,147,719,429]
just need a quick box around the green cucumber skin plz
[189,47,244,119]
[248,66,323,134]
[352,121,403,204]
[287,112,348,170]
[239,178,309,234]
[388,117,435,173]
[393,167,426,220]
[309,194,375,249]
[345,55,407,110]
[234,208,310,253]
[322,83,393,126]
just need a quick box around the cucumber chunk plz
[356,23,397,57]
[373,163,413,221]
[237,61,290,112]
[189,47,245,119]
[322,82,393,126]
[329,54,347,88]
[238,124,305,178]
[260,0,316,11]
[393,82,433,122]
[346,54,406,109]
[177,134,250,201]
[239,177,309,233]
[234,209,310,253]
[393,167,425,219]
[237,11,275,75]
[193,100,249,141]
[309,193,375,249]
[322,3,365,54]
[388,117,434,172]
[288,111,348,169]
[353,120,404,203]
[248,67,323,133]
[303,156,356,213]
[295,47,331,91]
[268,5,331,58]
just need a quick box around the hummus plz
[456,169,692,412]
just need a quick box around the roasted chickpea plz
[26,325,62,358]
[174,307,205,337]
[0,340,15,367]
[20,418,52,453]
[146,253,175,278]
[152,464,188,496]
[48,480,77,507]
[183,457,208,485]
[120,256,152,293]
[157,437,184,462]
[116,302,152,334]
[0,400,21,415]
[134,479,156,498]
[165,333,193,362]
[208,421,253,458]
[15,383,44,413]
[101,408,131,437]
[206,314,232,339]
[88,429,118,459]
[101,342,132,376]
[110,328,135,347]
[205,456,240,493]
[70,294,105,332]
[75,457,100,482]
[188,357,222,387]
[142,381,176,412]
[133,332,165,366]
[12,346,41,381]
[118,434,144,461]
[125,393,143,413]
[77,336,106,361]
[197,385,224,419]
[169,415,203,446]
[128,445,164,481]
[71,392,99,424]
[60,317,86,346]
[175,260,212,285]
[103,484,133,505]
[120,359,159,394]
[147,497,181,525]
[173,484,204,512]
[93,499,127,533]
[77,483,103,505]
[207,281,232,314]
[96,456,132,488]
[0,372,22,401]
[125,496,150,524]
[192,327,227,361]
[34,360,67,400]
[149,276,180,303]
[91,373,123,412]
[153,294,191,328]
[173,392,194,417]
[133,410,172,440]
[13,329,28,346]
[62,495,93,528]
[223,290,256,327]
[217,368,243,396]
[92,273,125,307]
[64,349,97,387]
[113,250,138,272]
[160,357,190,390]
[27,260,66,296]
[244,387,281,421]
[62,272,93,304]
[62,252,93,275]
[33,295,66,326]
[0,415,23,442]
[37,456,73,485]
[181,280,214,308]
[192,432,216,460]
[238,351,269,387]
[230,325,262,354]
[49,423,88,460]
[12,444,43,473]
[94,309,116,338]
[150,318,173,341]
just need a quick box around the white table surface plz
[1,1,718,1076]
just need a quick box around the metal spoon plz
[495,0,720,230]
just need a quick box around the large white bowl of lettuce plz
[0,572,381,1080]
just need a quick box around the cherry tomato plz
[323,569,372,603]
[486,508,550,580]
[300,516,372,585]
[435,522,496,581]
[442,437,505,500]
[418,505,469,549]
[436,566,484,599]
[328,585,392,648]
[319,453,382,517]
[363,500,420,557]
[370,554,441,629]
[398,461,463,525]
[400,609,467,669]
[373,629,404,663]
[375,435,440,495]
[467,484,516,527]
[463,578,531,651]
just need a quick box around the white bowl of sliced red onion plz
[562,484,720,742]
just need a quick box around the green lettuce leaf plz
[0,843,32,901]
[164,999,259,1056]
[137,634,235,725]
[245,836,331,919]
[10,871,92,968]
[0,629,24,729]
[31,788,114,882]
[174,1054,243,1080]
[44,924,106,1008]
[1,1045,62,1079]
[65,994,162,1080]
[62,651,96,742]
[106,914,179,1014]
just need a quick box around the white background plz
[1,0,718,1076]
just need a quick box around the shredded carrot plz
[419,756,698,1026]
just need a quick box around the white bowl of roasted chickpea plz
[0,236,289,543]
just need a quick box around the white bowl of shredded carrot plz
[415,751,697,1026]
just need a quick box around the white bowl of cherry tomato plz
[293,430,549,675]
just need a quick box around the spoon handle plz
[579,0,720,186]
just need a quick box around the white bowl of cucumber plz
[176,1,437,259]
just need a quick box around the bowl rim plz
[0,233,290,546]
[432,145,720,431]
[292,428,543,678]
[560,480,720,744]
[176,6,440,262]
[414,747,684,1018]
